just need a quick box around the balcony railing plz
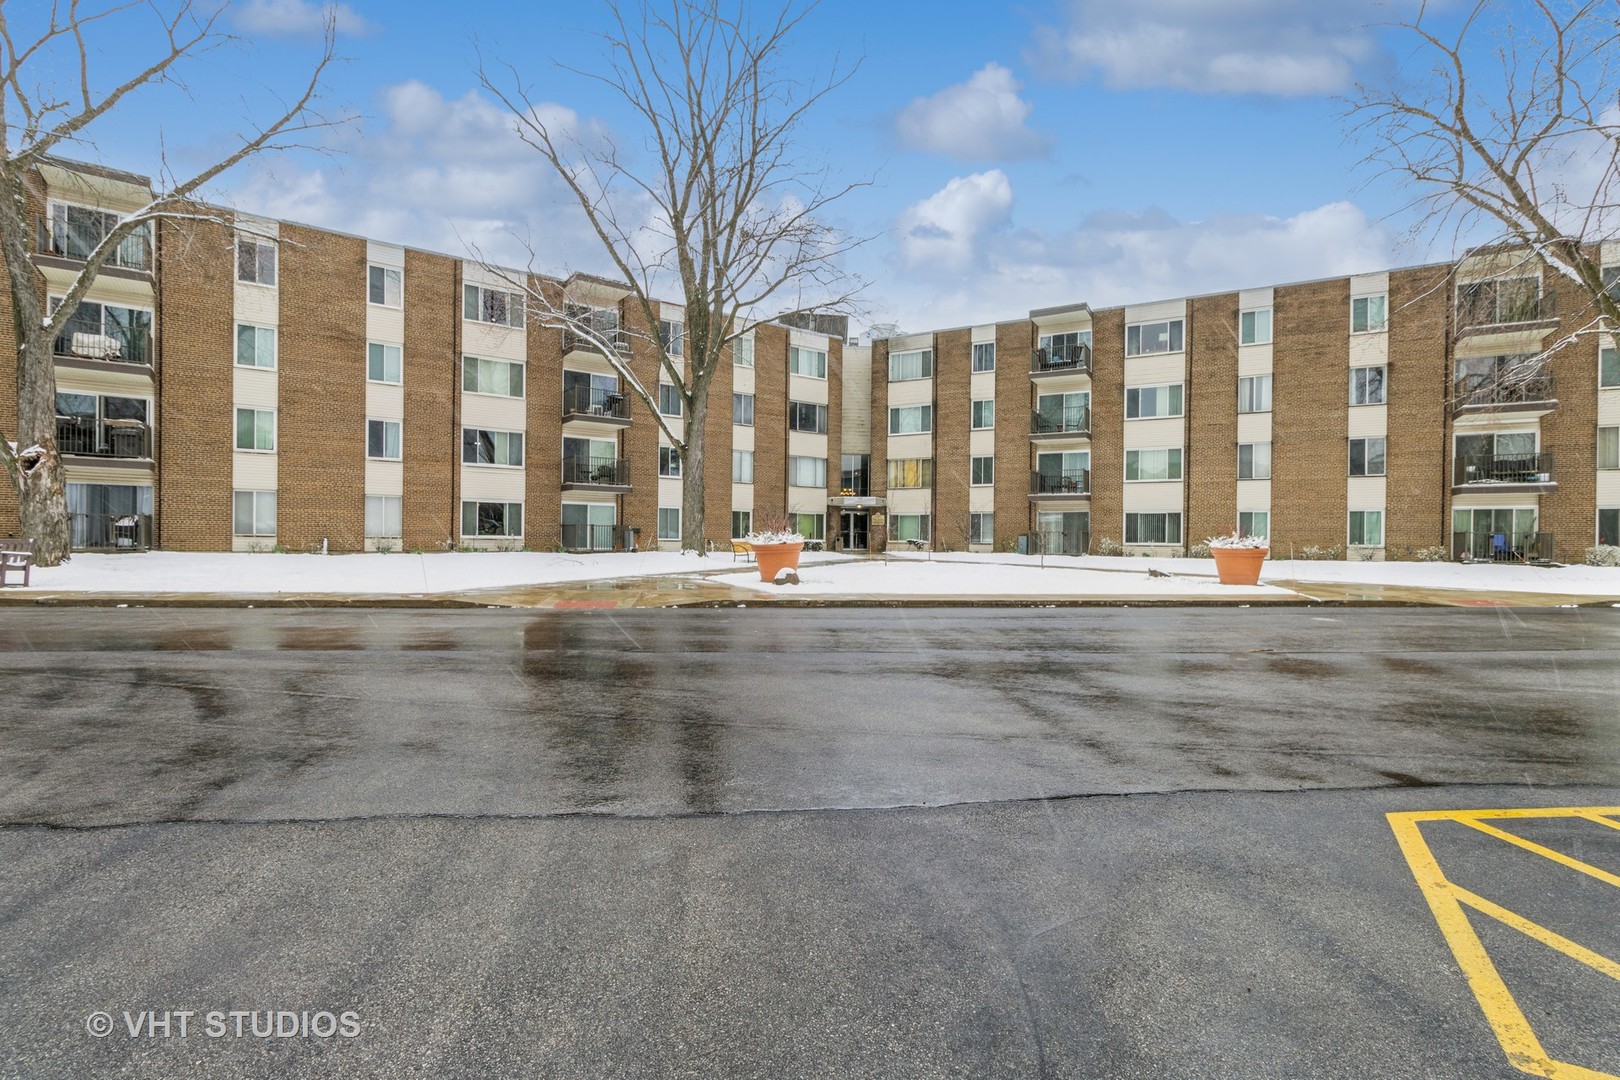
[562,458,630,488]
[53,328,151,366]
[1451,530,1555,563]
[563,328,631,356]
[56,417,150,459]
[38,217,153,271]
[1453,375,1556,411]
[1031,406,1090,436]
[1453,452,1554,487]
[561,523,617,552]
[562,385,631,420]
[1031,344,1092,375]
[1031,469,1091,495]
[70,512,150,551]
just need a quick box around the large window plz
[1238,442,1271,480]
[1125,512,1181,545]
[235,325,276,369]
[1036,390,1089,434]
[890,514,929,543]
[237,237,277,285]
[563,502,616,550]
[732,511,752,538]
[1350,437,1386,477]
[887,459,932,489]
[50,297,152,364]
[659,319,684,356]
[1352,294,1387,333]
[732,450,754,484]
[888,405,932,435]
[969,513,994,544]
[789,456,827,487]
[232,490,276,536]
[733,336,754,367]
[1600,508,1619,546]
[971,399,994,429]
[461,501,523,538]
[1600,426,1619,470]
[463,356,524,397]
[971,456,994,486]
[1125,319,1184,357]
[972,342,996,372]
[368,343,402,384]
[1238,510,1269,539]
[658,507,681,540]
[1601,347,1619,389]
[789,345,827,378]
[889,348,932,381]
[564,304,624,351]
[659,446,682,477]
[790,401,828,433]
[49,202,151,269]
[367,419,402,461]
[1238,374,1273,413]
[1125,447,1182,482]
[368,265,403,308]
[365,495,402,539]
[792,513,826,541]
[659,383,684,417]
[1125,383,1183,419]
[841,454,870,496]
[1456,277,1541,326]
[733,393,755,426]
[463,283,523,326]
[461,428,524,467]
[234,408,275,452]
[1349,510,1384,546]
[1350,365,1386,405]
[1240,308,1272,345]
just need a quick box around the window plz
[1238,442,1272,480]
[732,450,754,484]
[462,283,525,327]
[564,303,624,351]
[732,393,755,426]
[232,490,276,536]
[1352,294,1387,333]
[888,405,932,435]
[49,203,151,269]
[659,319,683,356]
[971,399,995,429]
[1125,447,1183,482]
[1349,437,1386,476]
[658,507,681,541]
[1349,510,1383,547]
[562,502,616,550]
[1600,426,1619,470]
[889,348,932,381]
[1601,347,1619,389]
[463,356,524,397]
[1038,330,1092,363]
[461,428,524,467]
[732,511,752,538]
[235,324,276,369]
[1125,383,1183,419]
[1036,391,1090,434]
[790,401,828,433]
[461,501,522,538]
[368,343,403,384]
[1600,508,1620,546]
[841,454,870,496]
[789,456,827,487]
[659,446,682,477]
[792,513,826,541]
[1350,365,1386,405]
[1036,450,1089,493]
[887,459,932,489]
[659,383,683,417]
[972,342,996,372]
[789,345,827,378]
[368,265,403,308]
[890,514,930,542]
[50,297,153,364]
[1238,510,1269,539]
[367,419,402,461]
[1605,266,1620,300]
[1240,308,1272,345]
[236,237,276,285]
[733,337,754,367]
[1457,277,1541,326]
[365,495,402,539]
[234,408,275,452]
[1125,512,1182,545]
[969,513,994,544]
[971,456,995,486]
[1238,374,1273,413]
[1125,319,1184,357]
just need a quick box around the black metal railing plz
[1453,374,1556,410]
[562,385,631,420]
[1031,344,1091,375]
[1031,406,1090,435]
[70,512,150,551]
[38,217,153,271]
[562,458,630,487]
[1031,469,1091,495]
[55,418,150,458]
[561,523,617,551]
[1453,452,1554,486]
[1451,530,1555,562]
[1031,529,1090,556]
[563,329,631,356]
[52,327,150,365]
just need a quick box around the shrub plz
[1187,541,1212,558]
[1585,545,1620,567]
[1416,545,1447,562]
[1094,537,1124,557]
[1298,544,1347,561]
[1356,547,1378,561]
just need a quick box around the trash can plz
[617,526,641,552]
[1015,533,1030,555]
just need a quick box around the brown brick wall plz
[869,340,889,503]
[752,324,789,523]
[622,298,662,540]
[525,276,565,550]
[277,224,367,552]
[1540,261,1601,562]
[933,328,971,548]
[1187,293,1239,541]
[992,321,1033,548]
[1088,309,1126,549]
[701,326,735,545]
[822,337,843,537]
[402,248,458,550]
[155,214,235,551]
[1386,265,1451,555]
[1272,278,1350,553]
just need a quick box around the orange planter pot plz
[1211,546,1268,586]
[751,541,804,582]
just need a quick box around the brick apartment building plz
[5,158,1618,563]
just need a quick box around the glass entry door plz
[1036,511,1089,555]
[839,510,869,551]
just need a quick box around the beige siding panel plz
[969,430,995,456]
[841,346,872,453]
[235,283,278,326]
[788,373,829,404]
[887,432,933,458]
[364,460,405,497]
[886,489,930,514]
[787,485,826,513]
[886,332,932,353]
[1238,287,1274,311]
[732,425,755,452]
[233,366,278,409]
[39,266,155,309]
[1124,481,1184,513]
[63,465,154,487]
[1347,404,1388,438]
[658,477,682,507]
[1600,390,1620,425]
[970,371,996,399]
[1125,355,1185,385]
[366,382,406,420]
[733,364,756,395]
[886,378,933,408]
[1348,334,1388,366]
[1237,344,1273,377]
[731,483,753,511]
[1236,479,1272,511]
[1347,475,1387,506]
[1236,412,1272,443]
[1452,491,1545,509]
[1123,417,1183,448]
[1124,298,1187,324]
[462,393,527,431]
[1350,271,1390,296]
[463,322,526,362]
[787,432,828,460]
[969,487,995,513]
[56,367,155,398]
[1596,471,1620,504]
[460,466,525,501]
[233,451,277,489]
[367,305,405,344]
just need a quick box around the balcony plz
[1452,452,1556,491]
[70,512,150,551]
[1452,374,1557,415]
[562,385,632,425]
[1030,344,1091,377]
[1030,469,1090,499]
[561,523,619,552]
[1455,279,1545,330]
[562,328,631,357]
[53,328,151,367]
[1030,406,1090,439]
[56,417,151,459]
[37,214,153,273]
[562,458,631,491]
[1451,530,1555,563]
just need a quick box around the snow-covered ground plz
[7,548,1619,599]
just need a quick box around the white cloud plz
[895,170,1015,273]
[894,64,1047,161]
[1029,0,1411,96]
[234,0,373,38]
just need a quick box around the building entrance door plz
[840,510,869,551]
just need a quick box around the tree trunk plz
[681,389,708,554]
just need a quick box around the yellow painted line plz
[1455,818,1620,890]
[1388,807,1620,1080]
[1575,811,1620,833]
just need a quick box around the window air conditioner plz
[71,332,122,360]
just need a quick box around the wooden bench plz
[0,538,36,587]
[730,540,753,563]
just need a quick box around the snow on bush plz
[1187,541,1212,558]
[1585,545,1620,567]
[1094,537,1124,557]
[1207,532,1269,550]
[1416,545,1448,562]
[745,513,804,546]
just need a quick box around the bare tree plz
[481,0,866,553]
[0,1,343,565]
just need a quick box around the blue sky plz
[41,0,1498,332]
